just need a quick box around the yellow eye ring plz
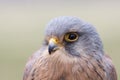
[64,32,79,42]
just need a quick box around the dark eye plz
[64,32,79,42]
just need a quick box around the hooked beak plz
[48,38,59,54]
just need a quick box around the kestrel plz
[23,16,117,80]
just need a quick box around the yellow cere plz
[49,38,58,44]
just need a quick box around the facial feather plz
[45,16,103,57]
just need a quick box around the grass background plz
[0,0,120,80]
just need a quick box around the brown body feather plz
[23,48,117,80]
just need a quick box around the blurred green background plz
[0,0,120,80]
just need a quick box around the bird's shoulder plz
[23,47,45,80]
[104,54,117,80]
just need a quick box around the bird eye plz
[64,32,79,42]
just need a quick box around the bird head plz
[43,16,104,57]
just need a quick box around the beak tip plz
[48,51,51,54]
[48,48,52,54]
[48,45,56,54]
